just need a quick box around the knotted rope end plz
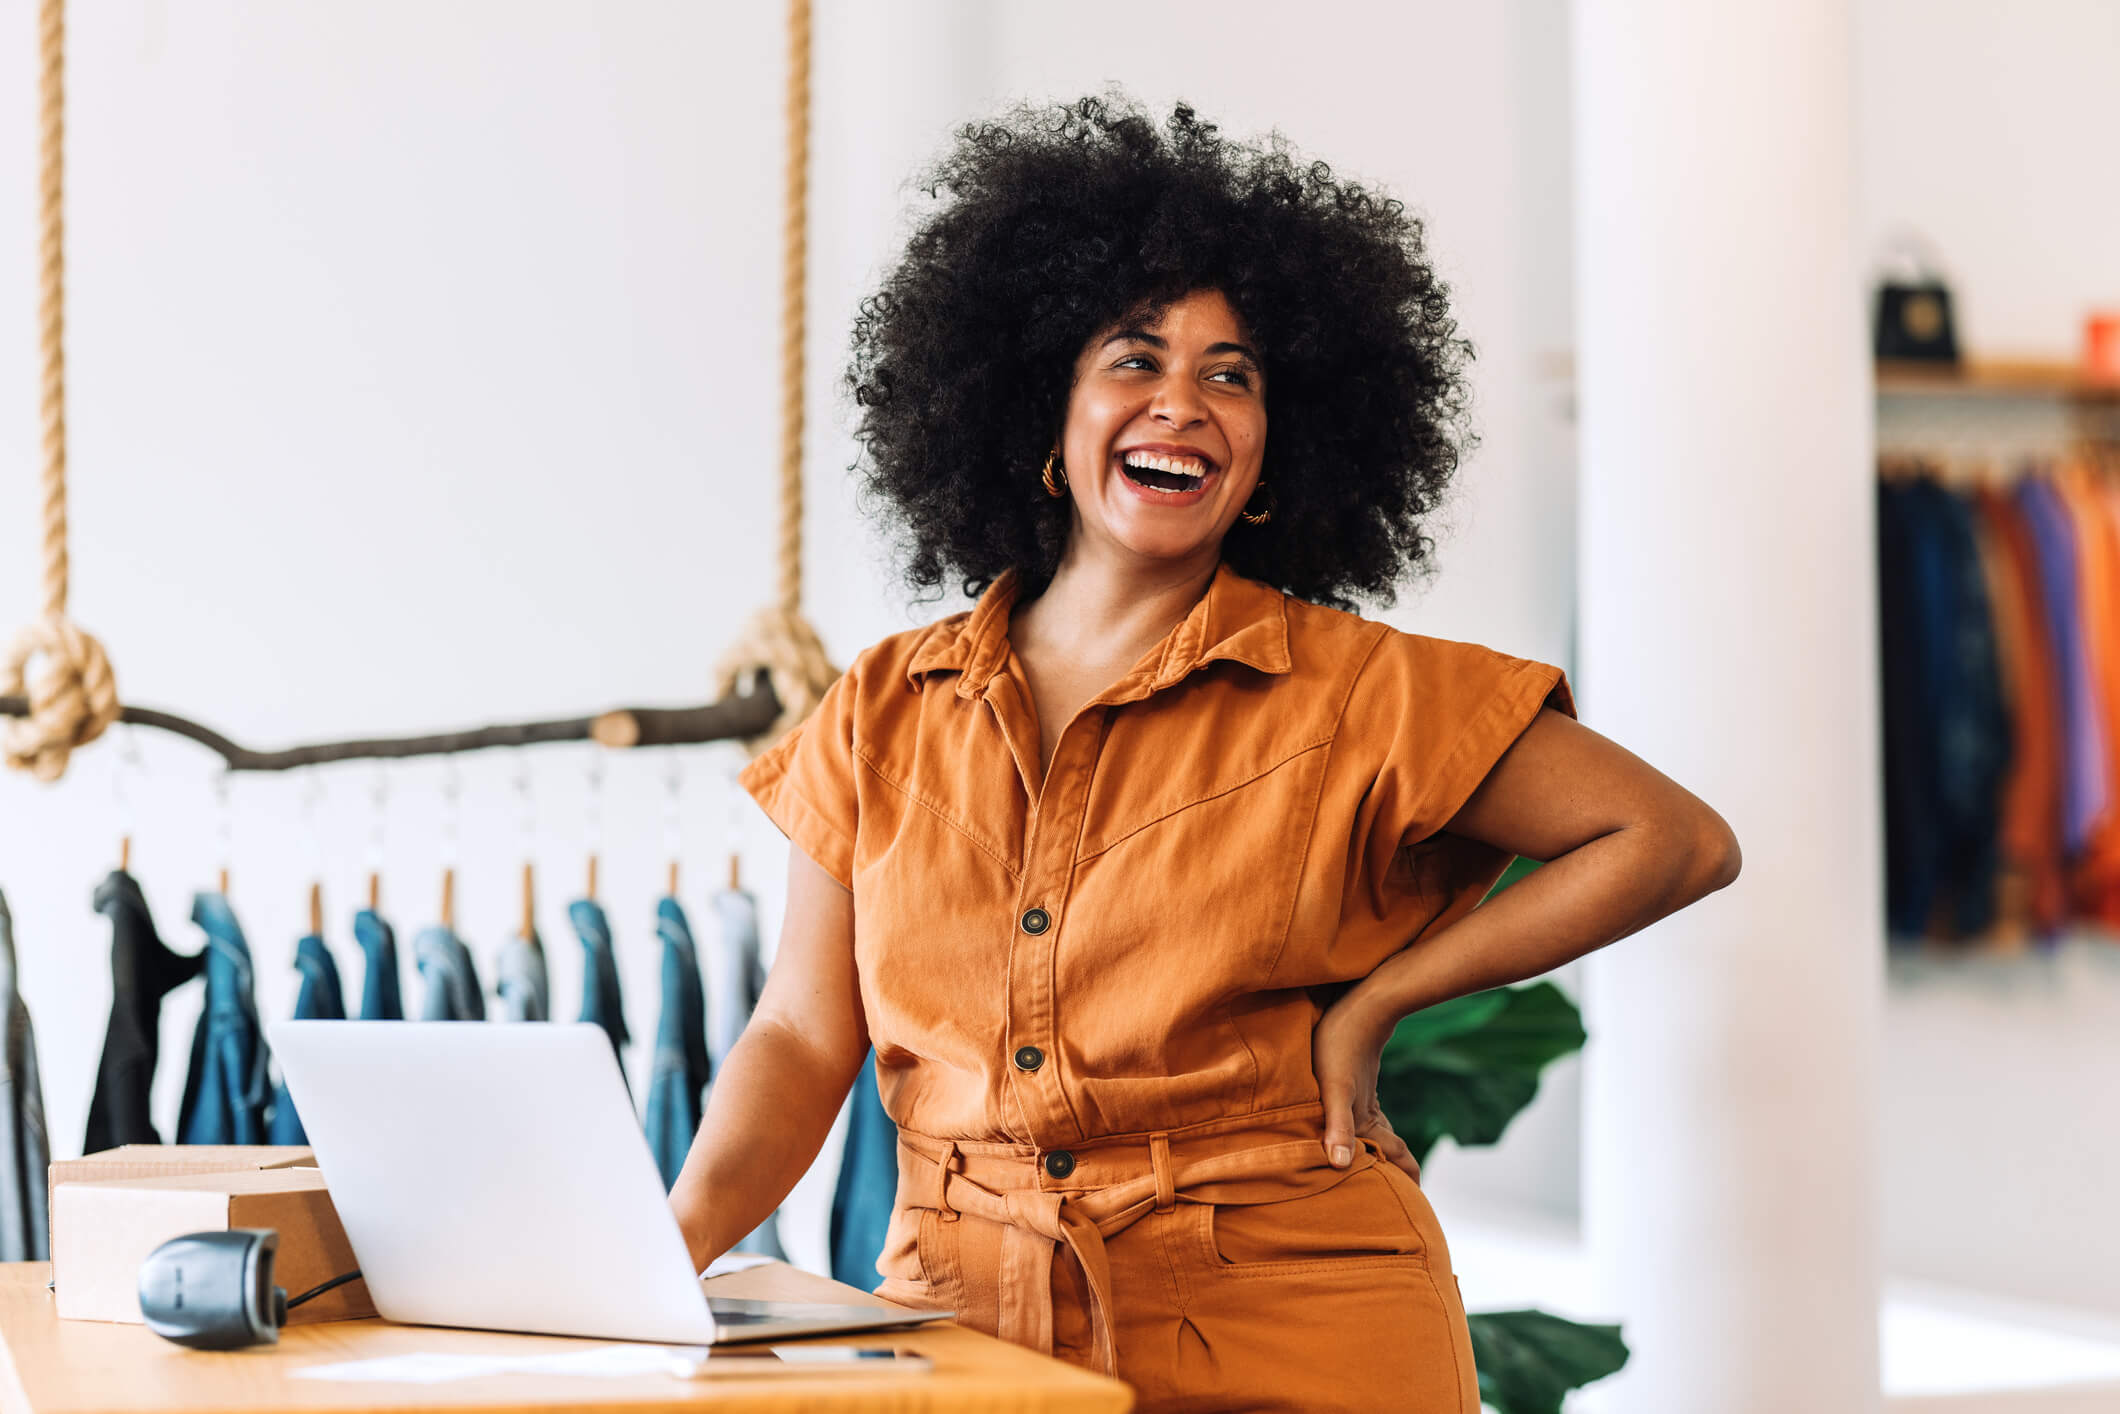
[711,605,839,758]
[2,613,119,783]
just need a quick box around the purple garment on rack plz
[2015,476,2107,854]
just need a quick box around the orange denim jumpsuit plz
[739,561,1574,1412]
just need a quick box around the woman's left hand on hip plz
[1312,988,1422,1184]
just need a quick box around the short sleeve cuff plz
[1404,658,1575,844]
[738,734,857,890]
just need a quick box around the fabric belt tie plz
[896,1102,1367,1377]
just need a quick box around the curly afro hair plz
[846,91,1474,613]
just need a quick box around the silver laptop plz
[269,1019,949,1345]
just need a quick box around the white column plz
[1572,2,1881,1411]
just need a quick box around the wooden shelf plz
[1876,358,2120,399]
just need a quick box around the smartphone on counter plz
[667,1345,934,1379]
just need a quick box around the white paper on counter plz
[293,1344,687,1383]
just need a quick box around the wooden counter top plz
[0,1262,1131,1414]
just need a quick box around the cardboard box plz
[53,1167,372,1325]
[48,1144,313,1232]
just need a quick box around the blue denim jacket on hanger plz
[269,933,347,1145]
[706,885,783,1259]
[354,907,403,1020]
[494,931,549,1022]
[177,892,272,1145]
[830,1050,897,1291]
[569,898,629,1089]
[0,892,49,1262]
[705,886,766,1072]
[644,897,710,1190]
[415,926,485,1021]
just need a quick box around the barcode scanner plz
[138,1229,362,1350]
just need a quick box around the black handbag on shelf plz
[1873,236,1961,364]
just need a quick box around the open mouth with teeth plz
[1117,450,1216,494]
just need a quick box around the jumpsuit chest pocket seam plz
[1075,735,1334,863]
[854,742,1024,880]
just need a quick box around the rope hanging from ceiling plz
[2,0,834,777]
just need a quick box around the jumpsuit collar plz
[903,559,1293,702]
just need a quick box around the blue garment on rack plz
[2017,476,2107,852]
[644,897,711,1190]
[0,893,49,1262]
[177,893,272,1145]
[269,934,347,1145]
[705,887,766,1072]
[569,899,629,1089]
[415,926,485,1021]
[703,885,782,1258]
[354,908,403,1021]
[830,1051,897,1292]
[1878,477,2010,941]
[493,932,549,1022]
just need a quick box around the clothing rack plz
[0,675,781,772]
[2,0,831,786]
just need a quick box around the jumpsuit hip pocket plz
[1192,1165,1431,1278]
[872,1205,961,1313]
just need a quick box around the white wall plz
[0,0,1577,1267]
[1857,0,2120,355]
[1855,0,2120,1316]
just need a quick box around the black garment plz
[1925,485,2010,936]
[0,891,49,1261]
[1880,478,1935,939]
[1878,477,2010,942]
[84,871,202,1151]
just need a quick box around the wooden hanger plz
[308,881,323,938]
[440,866,455,930]
[521,862,538,944]
[1879,450,1928,484]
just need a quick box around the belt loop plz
[1149,1132,1174,1214]
[935,1141,962,1222]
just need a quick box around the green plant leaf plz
[1390,988,1511,1052]
[1467,1311,1628,1414]
[1377,981,1585,1164]
[1486,854,1543,898]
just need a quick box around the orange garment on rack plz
[1967,489,2034,949]
[2078,466,2120,928]
[739,560,1574,1412]
[1976,486,2069,936]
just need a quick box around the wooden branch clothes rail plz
[0,675,781,772]
[3,0,838,786]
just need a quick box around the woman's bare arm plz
[668,845,869,1272]
[1351,707,1740,1021]
[1315,707,1742,1170]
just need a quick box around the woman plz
[671,94,1740,1411]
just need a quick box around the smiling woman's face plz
[1056,287,1267,569]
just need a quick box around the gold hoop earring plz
[1239,480,1273,525]
[1041,448,1068,497]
